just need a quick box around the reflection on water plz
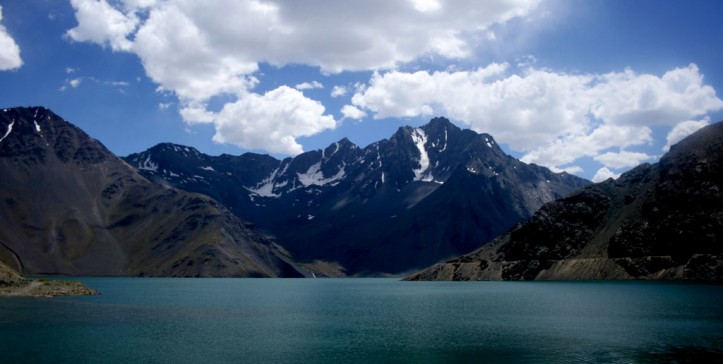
[1,279,722,363]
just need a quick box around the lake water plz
[1,278,722,363]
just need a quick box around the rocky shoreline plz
[0,262,98,297]
[0,279,99,297]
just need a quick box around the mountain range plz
[124,116,589,275]
[0,107,301,277]
[407,121,723,281]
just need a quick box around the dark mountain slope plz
[407,121,723,281]
[0,107,301,277]
[126,117,589,276]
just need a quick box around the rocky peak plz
[0,106,112,167]
[123,115,591,276]
[408,121,723,282]
[0,106,302,278]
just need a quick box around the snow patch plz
[440,129,447,152]
[137,155,158,171]
[322,142,343,161]
[411,128,432,181]
[246,167,282,198]
[34,120,41,133]
[297,162,346,187]
[200,166,215,171]
[0,120,14,144]
[485,137,496,149]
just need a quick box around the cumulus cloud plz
[295,81,323,90]
[210,86,337,155]
[349,63,722,170]
[341,105,367,120]
[0,5,22,70]
[593,151,653,169]
[663,117,711,152]
[66,0,138,51]
[331,85,347,98]
[592,167,620,183]
[66,0,541,154]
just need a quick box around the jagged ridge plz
[126,116,590,276]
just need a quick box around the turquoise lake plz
[1,278,722,363]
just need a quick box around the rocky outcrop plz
[407,121,723,282]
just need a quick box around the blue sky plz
[0,0,721,182]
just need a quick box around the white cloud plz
[120,0,158,9]
[331,85,347,98]
[586,65,722,126]
[549,165,583,175]
[341,105,367,120]
[295,81,323,90]
[209,86,337,155]
[66,0,541,154]
[60,77,83,91]
[663,117,710,152]
[592,167,620,183]
[520,125,653,167]
[66,0,138,51]
[593,151,652,169]
[349,63,722,170]
[0,5,23,70]
[411,0,442,13]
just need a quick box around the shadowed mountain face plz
[0,107,301,277]
[126,117,590,276]
[407,121,723,282]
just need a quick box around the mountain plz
[407,121,723,281]
[0,106,302,277]
[126,117,590,276]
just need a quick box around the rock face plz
[407,121,723,281]
[0,107,302,277]
[126,117,589,275]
